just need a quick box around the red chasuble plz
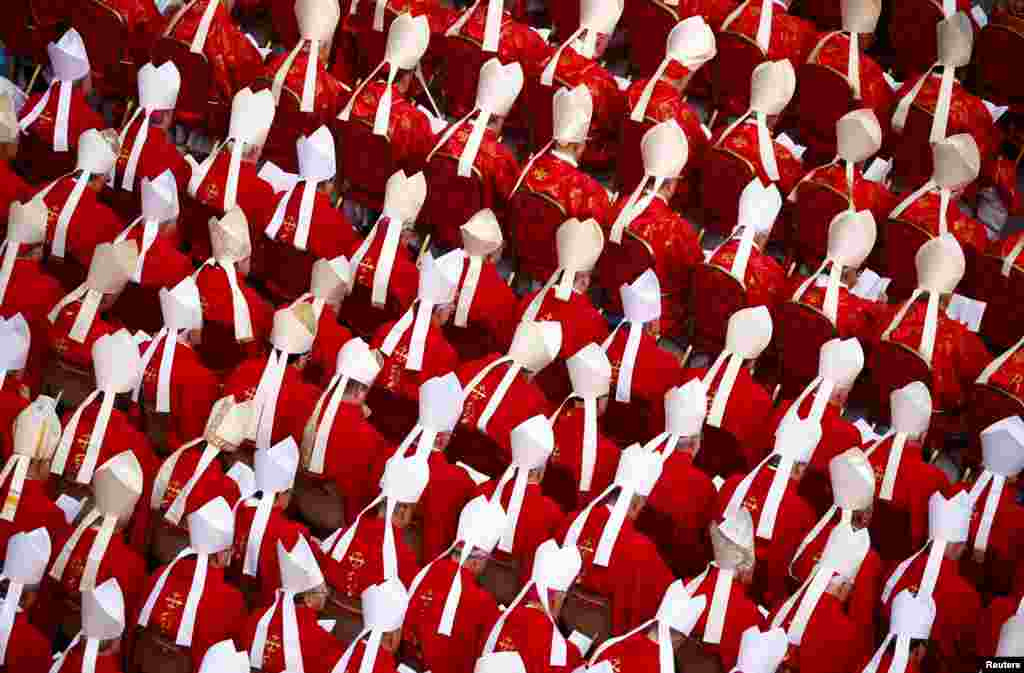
[236,602,345,673]
[769,592,868,673]
[193,265,274,373]
[18,88,105,181]
[1,612,52,672]
[138,339,221,450]
[686,566,767,672]
[154,445,242,525]
[976,591,1024,657]
[489,597,584,673]
[947,477,1024,595]
[37,176,125,276]
[345,224,419,339]
[707,239,788,312]
[110,120,190,201]
[475,480,564,585]
[223,357,321,449]
[344,81,435,171]
[443,257,519,363]
[0,478,68,559]
[546,406,620,513]
[232,504,311,608]
[322,515,419,602]
[783,274,887,343]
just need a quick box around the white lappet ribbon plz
[881,289,943,367]
[50,391,116,484]
[305,369,355,475]
[380,299,432,372]
[241,492,276,577]
[454,254,483,328]
[806,31,863,100]
[864,431,908,502]
[322,491,401,580]
[564,486,631,567]
[771,562,842,645]
[968,469,1005,555]
[34,170,92,261]
[251,590,305,672]
[49,507,117,591]
[791,258,847,326]
[889,179,954,240]
[117,107,155,191]
[195,260,253,342]
[114,216,159,283]
[251,350,290,451]
[445,0,503,53]
[1002,238,1024,277]
[137,547,209,646]
[703,348,747,429]
[781,375,836,430]
[132,327,178,413]
[722,0,775,57]
[350,215,403,307]
[492,462,531,553]
[724,452,792,540]
[19,79,73,152]
[550,395,598,493]
[463,356,519,434]
[46,281,104,344]
[588,603,693,673]
[0,454,31,522]
[482,570,569,666]
[610,181,661,245]
[152,440,221,526]
[860,631,916,673]
[893,69,957,145]
[541,24,601,87]
[333,621,386,673]
[0,566,29,663]
[977,336,1024,385]
[266,179,319,251]
[49,632,101,673]
[407,537,476,637]
[789,507,853,579]
[186,137,242,211]
[602,317,644,404]
[718,113,780,182]
[338,61,440,139]
[272,39,321,113]
[881,536,947,604]
[684,565,735,645]
[0,239,24,305]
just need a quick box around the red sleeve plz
[493,146,522,206]
[959,330,993,384]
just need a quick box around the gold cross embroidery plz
[203,183,220,201]
[53,338,69,355]
[265,635,282,657]
[280,216,297,240]
[347,551,366,570]
[497,636,516,652]
[744,496,761,514]
[532,168,548,181]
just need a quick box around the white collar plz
[551,149,579,168]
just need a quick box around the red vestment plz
[535,46,625,169]
[716,470,817,608]
[623,78,709,209]
[948,477,1024,595]
[237,602,344,673]
[0,388,29,457]
[546,406,620,513]
[0,478,68,558]
[36,177,126,279]
[0,259,64,394]
[344,0,453,86]
[260,189,359,303]
[18,88,105,181]
[443,257,519,363]
[601,195,703,339]
[285,298,353,387]
[787,511,884,636]
[708,239,788,312]
[686,566,766,671]
[863,435,949,564]
[165,0,265,103]
[343,81,435,170]
[321,515,419,603]
[511,289,610,403]
[404,558,501,673]
[345,224,420,339]
[881,554,981,673]
[102,0,166,59]
[769,593,868,673]
[588,627,662,672]
[154,444,242,525]
[490,598,584,673]
[34,527,147,640]
[710,119,805,202]
[112,230,194,333]
[138,339,221,449]
[193,264,274,373]
[976,591,1024,657]
[335,640,400,673]
[555,505,675,635]
[454,354,554,470]
[232,503,311,607]
[260,51,350,121]
[641,452,717,579]
[978,340,1024,399]
[681,365,774,448]
[476,480,563,585]
[110,119,191,201]
[47,302,125,372]
[894,189,990,258]
[870,302,992,415]
[783,275,887,342]
[133,560,247,670]
[510,153,611,283]
[51,646,125,673]
[426,122,521,250]
[1,612,52,672]
[223,357,321,449]
[0,161,33,217]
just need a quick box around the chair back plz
[776,301,838,400]
[699,147,757,236]
[76,1,136,98]
[150,517,191,567]
[975,22,1024,107]
[695,423,747,480]
[563,585,612,648]
[883,218,934,302]
[423,151,488,250]
[324,590,364,647]
[975,253,1024,351]
[478,553,522,607]
[334,116,399,211]
[506,188,568,285]
[132,626,195,673]
[294,473,346,536]
[791,178,851,268]
[622,0,679,79]
[690,263,747,354]
[794,62,854,157]
[152,38,227,135]
[712,31,767,119]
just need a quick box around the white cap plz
[927,491,971,542]
[0,314,29,373]
[210,209,251,263]
[141,170,180,224]
[508,321,562,373]
[664,380,707,439]
[738,179,783,234]
[363,578,409,632]
[82,578,125,640]
[915,235,965,295]
[579,0,625,41]
[621,269,662,324]
[12,395,61,461]
[384,13,431,71]
[997,616,1024,657]
[255,437,300,494]
[383,171,428,225]
[726,306,773,360]
[457,495,507,555]
[735,626,789,673]
[85,241,138,296]
[818,520,869,581]
[277,536,325,593]
[937,12,974,68]
[297,126,336,182]
[93,329,143,393]
[827,210,876,270]
[931,134,980,190]
[336,338,381,386]
[711,507,755,569]
[199,641,251,673]
[891,382,932,436]
[418,249,464,305]
[890,590,936,638]
[531,538,582,591]
[204,396,253,450]
[295,0,341,43]
[6,199,48,247]
[614,443,663,497]
[656,580,708,635]
[187,497,234,555]
[226,463,257,501]
[641,120,689,179]
[552,85,593,144]
[2,528,51,585]
[271,303,316,355]
[0,95,15,144]
[836,109,882,164]
[159,276,203,332]
[981,417,1024,476]
[475,652,527,673]
[750,60,797,116]
[137,61,181,112]
[94,451,144,520]
[476,59,524,118]
[381,453,430,504]
[663,16,717,70]
[228,88,276,148]
[818,338,865,388]
[567,343,611,399]
[556,218,604,276]
[418,373,464,432]
[48,28,90,82]
[461,210,504,257]
[310,256,353,303]
[76,129,119,177]
[774,417,821,464]
[510,415,555,470]
[841,0,882,34]
[829,448,875,511]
